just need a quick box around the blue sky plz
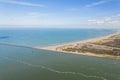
[0,0,120,28]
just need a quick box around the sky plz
[0,0,120,28]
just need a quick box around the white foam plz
[1,56,107,80]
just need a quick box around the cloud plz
[27,12,49,17]
[65,8,80,11]
[104,17,112,21]
[88,14,120,27]
[117,14,120,17]
[0,11,86,27]
[0,11,50,26]
[0,0,45,7]
[85,0,111,8]
[88,20,105,25]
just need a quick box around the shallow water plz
[0,28,119,80]
[0,28,117,46]
[0,43,120,80]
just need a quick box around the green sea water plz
[0,28,120,80]
[0,43,120,80]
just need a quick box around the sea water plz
[0,28,117,46]
[0,28,120,80]
[0,43,120,80]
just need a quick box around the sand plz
[35,32,120,60]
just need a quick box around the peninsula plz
[38,32,120,59]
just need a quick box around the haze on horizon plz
[0,0,120,28]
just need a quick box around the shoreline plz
[0,41,120,60]
[36,31,120,60]
[36,46,120,60]
[37,31,120,49]
[0,31,120,60]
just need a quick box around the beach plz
[36,32,120,60]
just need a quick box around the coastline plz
[1,42,119,60]
[36,31,120,60]
[0,31,120,60]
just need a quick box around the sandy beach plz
[35,32,120,60]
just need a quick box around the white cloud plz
[85,0,111,8]
[104,17,111,21]
[1,13,120,28]
[88,20,105,25]
[0,12,87,28]
[0,12,50,26]
[117,14,120,17]
[88,14,120,27]
[0,0,45,7]
[96,20,105,24]
[27,12,49,17]
[88,20,97,22]
[65,8,80,11]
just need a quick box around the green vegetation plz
[59,32,120,56]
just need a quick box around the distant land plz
[39,31,120,60]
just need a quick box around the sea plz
[0,28,118,47]
[0,28,120,80]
